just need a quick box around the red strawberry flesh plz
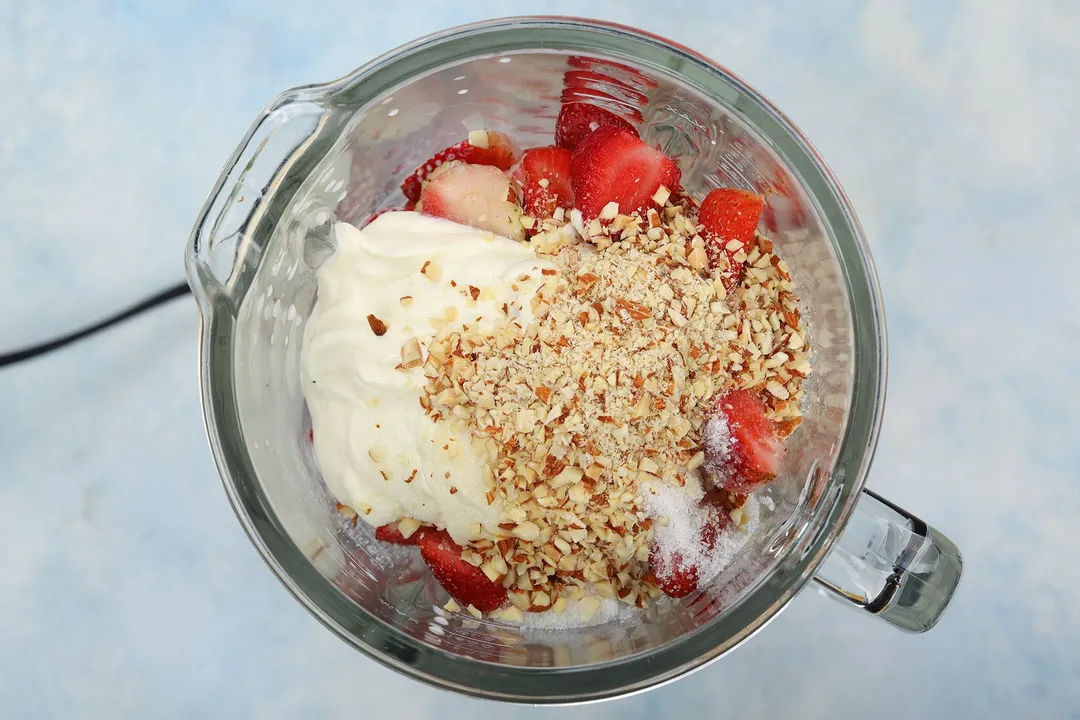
[519,146,574,219]
[699,188,765,290]
[374,523,417,545]
[706,389,783,493]
[652,550,698,598]
[650,500,732,599]
[417,529,507,612]
[570,126,681,221]
[555,103,638,150]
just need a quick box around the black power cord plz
[0,282,192,368]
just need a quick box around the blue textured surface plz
[2,1,1078,717]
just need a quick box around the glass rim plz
[188,15,888,704]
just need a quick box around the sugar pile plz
[708,494,760,579]
[642,478,760,590]
[641,480,707,579]
[702,410,735,481]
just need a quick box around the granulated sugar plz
[703,494,760,586]
[642,479,760,588]
[641,480,707,579]
[702,411,734,480]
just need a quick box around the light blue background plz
[2,1,1077,717]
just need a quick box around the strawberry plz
[519,146,574,219]
[417,528,507,612]
[651,549,698,599]
[651,502,731,599]
[555,103,638,150]
[706,390,783,493]
[400,131,518,203]
[570,126,681,221]
[374,523,419,545]
[417,163,525,241]
[698,188,765,291]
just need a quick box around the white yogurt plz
[301,212,555,543]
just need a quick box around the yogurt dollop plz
[301,212,555,542]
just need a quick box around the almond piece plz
[579,596,601,621]
[397,517,422,539]
[766,380,791,400]
[512,521,541,541]
[615,298,652,320]
[366,314,388,336]
[400,337,423,369]
[421,260,442,282]
[638,456,660,475]
[550,466,584,488]
[497,605,524,622]
[467,129,490,149]
[688,244,709,271]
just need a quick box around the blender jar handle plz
[184,91,333,312]
[813,489,963,633]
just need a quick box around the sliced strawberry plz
[400,131,518,204]
[699,188,765,291]
[519,146,574,219]
[651,548,698,598]
[706,390,783,493]
[417,528,507,612]
[570,126,681,221]
[417,163,525,241]
[651,503,731,599]
[374,523,419,545]
[555,103,638,150]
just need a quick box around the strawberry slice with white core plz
[417,163,525,241]
[570,126,681,221]
[400,131,518,204]
[705,389,783,493]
